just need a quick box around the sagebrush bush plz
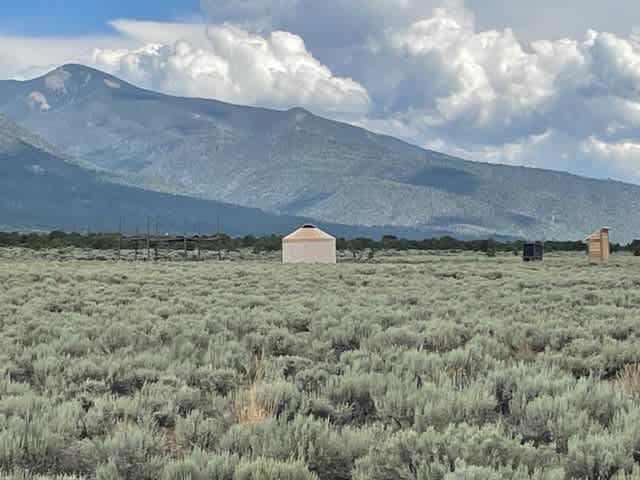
[220,415,366,480]
[95,422,164,480]
[565,432,632,479]
[174,409,228,451]
[294,368,330,395]
[161,450,239,480]
[326,375,377,426]
[353,423,557,480]
[2,252,640,479]
[233,458,318,480]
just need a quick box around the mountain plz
[1,64,640,241]
[0,113,427,238]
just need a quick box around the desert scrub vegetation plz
[2,251,640,479]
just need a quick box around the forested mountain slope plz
[0,113,423,237]
[1,64,639,241]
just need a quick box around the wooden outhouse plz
[585,227,610,263]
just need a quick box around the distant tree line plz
[1,230,636,254]
[0,231,123,250]
[339,235,592,254]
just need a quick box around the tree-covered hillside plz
[2,65,640,241]
[0,114,427,238]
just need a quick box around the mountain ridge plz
[2,64,640,242]
[0,113,441,238]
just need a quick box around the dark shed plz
[523,241,544,262]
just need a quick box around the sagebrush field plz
[1,250,640,479]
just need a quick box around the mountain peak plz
[41,64,129,93]
[8,64,145,114]
[56,63,99,73]
[51,63,116,79]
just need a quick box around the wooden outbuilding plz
[585,227,610,263]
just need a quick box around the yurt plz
[282,224,336,264]
[585,227,610,263]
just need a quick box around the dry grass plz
[446,366,468,387]
[234,387,278,425]
[511,338,534,360]
[617,364,640,395]
[234,352,278,425]
[162,427,190,458]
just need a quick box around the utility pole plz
[196,222,201,260]
[118,216,122,261]
[146,216,151,261]
[217,215,222,261]
[134,226,139,261]
[183,221,188,260]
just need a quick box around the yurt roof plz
[283,224,335,243]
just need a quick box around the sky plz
[2,0,640,182]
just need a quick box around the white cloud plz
[89,22,370,115]
[582,137,640,177]
[341,4,640,180]
[465,0,640,43]
[107,19,210,47]
[4,1,640,181]
[0,34,129,80]
[384,8,571,134]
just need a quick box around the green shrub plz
[251,381,304,420]
[3,251,640,479]
[295,368,330,395]
[0,396,82,474]
[443,462,565,479]
[95,423,164,480]
[353,424,557,480]
[106,364,159,396]
[95,458,123,480]
[162,450,239,480]
[327,376,377,426]
[220,415,363,480]
[270,357,314,381]
[413,382,497,431]
[57,440,99,476]
[186,368,237,396]
[175,410,228,450]
[264,330,299,357]
[512,394,591,453]
[233,458,318,480]
[614,409,640,464]
[565,433,631,479]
